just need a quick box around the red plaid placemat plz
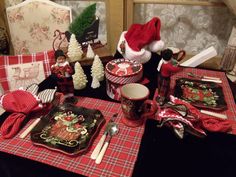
[0,50,55,92]
[170,67,236,133]
[0,97,144,177]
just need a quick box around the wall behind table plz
[134,3,236,57]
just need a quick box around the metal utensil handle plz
[203,76,221,80]
[91,113,117,160]
[201,78,222,83]
[90,134,106,160]
[95,141,109,164]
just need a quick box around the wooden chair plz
[6,0,72,54]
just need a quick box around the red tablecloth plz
[0,97,144,177]
[170,67,236,133]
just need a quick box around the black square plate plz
[31,103,105,155]
[174,78,227,111]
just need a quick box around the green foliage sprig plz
[69,3,96,38]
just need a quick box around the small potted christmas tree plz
[68,3,99,44]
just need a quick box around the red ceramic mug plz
[120,83,157,127]
[168,47,186,61]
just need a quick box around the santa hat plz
[117,17,164,64]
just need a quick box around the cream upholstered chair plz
[6,0,72,54]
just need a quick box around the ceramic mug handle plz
[141,100,158,120]
[176,50,186,61]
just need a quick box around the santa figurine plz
[156,48,182,105]
[51,49,74,98]
[116,17,164,64]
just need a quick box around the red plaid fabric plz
[0,97,145,177]
[57,77,74,94]
[0,50,55,93]
[157,74,170,98]
[170,67,236,134]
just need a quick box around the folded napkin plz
[169,95,232,133]
[26,83,57,104]
[0,90,42,138]
[158,109,206,138]
[0,84,57,139]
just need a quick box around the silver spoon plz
[95,123,119,164]
[91,113,118,160]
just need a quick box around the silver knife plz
[90,113,118,160]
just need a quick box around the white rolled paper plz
[180,46,217,67]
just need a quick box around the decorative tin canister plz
[105,58,143,101]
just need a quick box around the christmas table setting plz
[1,10,236,177]
[0,52,160,177]
[0,48,160,177]
[0,42,159,176]
[0,96,146,177]
[1,65,236,177]
[170,67,236,133]
[131,67,236,177]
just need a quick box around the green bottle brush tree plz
[69,3,97,40]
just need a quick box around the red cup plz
[120,83,157,127]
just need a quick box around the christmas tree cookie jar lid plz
[105,58,143,100]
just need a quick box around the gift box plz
[105,58,143,101]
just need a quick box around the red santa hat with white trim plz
[117,17,164,64]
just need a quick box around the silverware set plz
[187,72,222,83]
[20,106,120,164]
[91,113,119,164]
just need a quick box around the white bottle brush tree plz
[72,62,88,90]
[91,55,104,89]
[91,55,104,81]
[86,44,95,59]
[91,76,100,89]
[67,34,83,62]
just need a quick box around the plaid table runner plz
[0,97,144,177]
[170,67,236,133]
